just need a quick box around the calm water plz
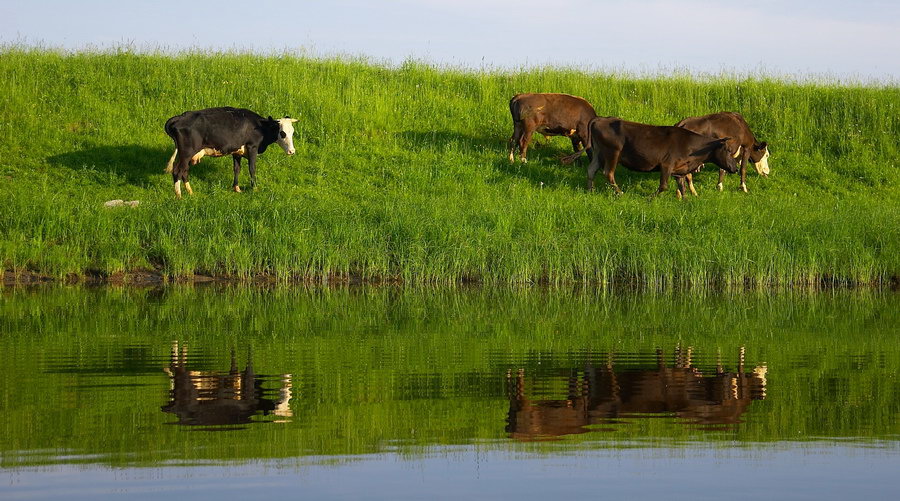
[1,287,898,499]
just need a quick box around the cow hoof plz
[716,183,724,191]
[233,186,242,193]
[741,184,748,193]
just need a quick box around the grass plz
[1,48,898,286]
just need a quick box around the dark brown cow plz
[566,117,739,199]
[675,111,770,193]
[508,93,597,163]
[506,348,767,441]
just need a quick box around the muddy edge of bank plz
[4,269,898,291]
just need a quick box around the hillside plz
[1,49,898,286]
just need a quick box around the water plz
[1,287,898,499]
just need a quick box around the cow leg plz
[181,150,194,196]
[518,124,534,163]
[586,154,601,192]
[575,124,592,162]
[739,151,750,192]
[181,162,194,196]
[717,169,726,191]
[246,149,258,190]
[508,122,523,163]
[164,149,177,174]
[656,167,672,197]
[604,150,622,194]
[687,173,699,197]
[570,136,581,153]
[675,176,686,201]
[172,150,191,199]
[232,154,242,193]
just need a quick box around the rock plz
[103,200,140,208]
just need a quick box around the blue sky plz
[3,0,899,79]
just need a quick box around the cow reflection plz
[162,341,293,427]
[506,347,767,440]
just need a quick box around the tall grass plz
[1,48,898,285]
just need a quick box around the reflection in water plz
[506,347,767,440]
[2,287,897,469]
[161,342,293,428]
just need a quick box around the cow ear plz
[756,141,768,150]
[267,115,274,121]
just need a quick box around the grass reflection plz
[0,286,897,466]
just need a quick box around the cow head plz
[275,116,298,155]
[708,138,739,173]
[750,142,770,177]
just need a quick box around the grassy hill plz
[1,48,898,286]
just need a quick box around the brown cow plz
[675,112,770,193]
[508,93,597,163]
[566,117,739,199]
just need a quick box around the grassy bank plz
[1,48,898,285]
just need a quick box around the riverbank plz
[1,49,898,285]
[5,269,897,291]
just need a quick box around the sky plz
[2,0,899,80]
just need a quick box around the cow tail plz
[509,96,521,123]
[164,116,177,137]
[560,148,585,165]
[164,149,177,173]
[164,116,178,173]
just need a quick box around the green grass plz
[1,48,898,286]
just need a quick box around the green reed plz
[1,48,898,285]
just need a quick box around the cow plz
[508,93,596,163]
[675,111,770,193]
[164,107,298,198]
[563,117,739,199]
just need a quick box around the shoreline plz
[4,269,897,290]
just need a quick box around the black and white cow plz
[164,107,297,198]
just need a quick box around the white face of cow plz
[276,118,298,155]
[753,147,771,177]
